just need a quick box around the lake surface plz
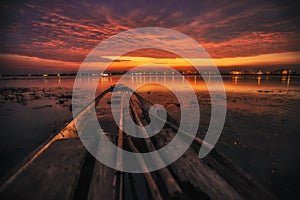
[0,74,299,198]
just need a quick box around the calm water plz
[1,74,298,92]
[0,75,299,198]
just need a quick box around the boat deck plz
[0,85,274,200]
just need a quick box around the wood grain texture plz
[0,138,87,200]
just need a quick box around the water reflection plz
[0,75,298,94]
[280,76,291,87]
[232,76,239,85]
[257,76,261,86]
[125,74,298,93]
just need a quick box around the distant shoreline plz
[0,73,299,78]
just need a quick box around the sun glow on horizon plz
[104,51,300,69]
[1,51,299,74]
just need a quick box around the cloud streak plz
[0,0,299,73]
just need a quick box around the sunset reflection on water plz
[2,74,297,94]
[90,74,299,94]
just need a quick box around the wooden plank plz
[156,129,242,200]
[122,88,163,200]
[0,138,87,200]
[115,91,124,200]
[88,161,116,200]
[87,128,117,200]
[128,92,183,199]
[126,136,163,200]
[88,92,118,200]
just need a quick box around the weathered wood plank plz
[126,136,163,200]
[88,92,118,200]
[0,138,87,200]
[128,92,184,199]
[115,91,124,200]
[88,160,116,200]
[156,129,242,200]
[121,91,163,200]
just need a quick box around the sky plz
[0,0,299,74]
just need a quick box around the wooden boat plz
[0,85,274,200]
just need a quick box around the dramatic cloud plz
[0,0,299,73]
